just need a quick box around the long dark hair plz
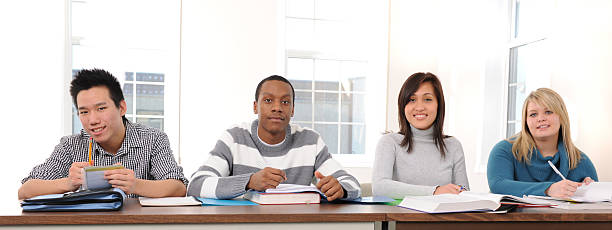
[397,72,449,157]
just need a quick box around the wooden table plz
[387,207,612,230]
[2,199,612,230]
[0,199,392,230]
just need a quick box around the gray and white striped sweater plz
[187,120,361,200]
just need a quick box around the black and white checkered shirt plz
[22,119,188,197]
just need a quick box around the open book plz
[244,184,324,205]
[398,191,551,213]
[529,182,612,203]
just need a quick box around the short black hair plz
[255,75,295,105]
[70,68,124,109]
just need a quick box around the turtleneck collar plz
[409,123,435,140]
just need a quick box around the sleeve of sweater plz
[186,131,252,199]
[371,134,437,199]
[313,135,362,200]
[487,140,553,196]
[449,138,470,190]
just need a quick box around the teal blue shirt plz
[487,140,597,196]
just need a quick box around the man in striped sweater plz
[187,75,361,201]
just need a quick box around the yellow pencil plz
[88,137,93,165]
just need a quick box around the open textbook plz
[528,182,612,203]
[398,191,551,213]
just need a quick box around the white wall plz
[549,0,612,181]
[0,1,68,202]
[179,0,285,175]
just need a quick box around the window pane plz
[506,123,515,138]
[314,123,338,154]
[340,61,367,92]
[507,85,516,122]
[136,84,164,115]
[314,92,338,122]
[314,59,340,90]
[287,58,313,90]
[136,72,164,82]
[292,122,312,129]
[514,0,553,39]
[341,92,365,123]
[286,18,314,51]
[293,91,312,122]
[340,124,365,154]
[507,122,522,138]
[125,72,134,81]
[315,20,363,58]
[515,43,548,85]
[123,83,134,114]
[136,117,163,130]
[287,0,314,18]
[72,110,83,134]
[315,0,365,21]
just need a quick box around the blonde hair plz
[509,88,582,169]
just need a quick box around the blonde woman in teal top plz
[487,88,597,198]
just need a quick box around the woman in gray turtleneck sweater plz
[372,72,469,199]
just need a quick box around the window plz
[284,0,386,163]
[122,72,165,129]
[506,0,553,138]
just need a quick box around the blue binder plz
[21,188,126,212]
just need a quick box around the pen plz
[88,137,93,166]
[458,185,469,192]
[547,160,566,180]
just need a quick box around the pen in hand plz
[547,160,566,180]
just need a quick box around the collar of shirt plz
[81,119,145,157]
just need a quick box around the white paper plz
[138,196,201,206]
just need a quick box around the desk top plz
[387,207,612,222]
[1,199,391,225]
[2,199,612,225]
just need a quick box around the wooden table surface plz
[3,198,612,226]
[1,199,391,225]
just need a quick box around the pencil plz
[88,137,93,165]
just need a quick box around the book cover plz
[244,184,323,205]
[81,165,125,190]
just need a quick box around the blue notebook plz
[196,197,258,206]
[21,188,126,212]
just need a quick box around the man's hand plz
[247,167,287,191]
[104,164,140,195]
[315,171,344,201]
[433,184,461,195]
[545,179,581,199]
[67,162,90,191]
